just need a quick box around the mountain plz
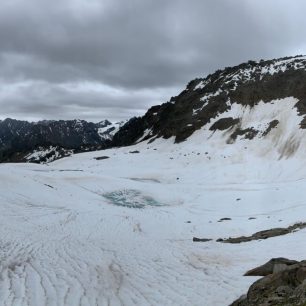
[3,55,306,164]
[113,55,306,160]
[2,56,306,305]
[0,118,124,163]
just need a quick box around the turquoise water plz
[103,189,163,208]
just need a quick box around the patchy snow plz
[2,98,306,304]
[136,128,153,143]
[193,89,223,115]
[25,146,74,163]
[224,56,306,85]
[193,56,306,97]
[98,121,126,140]
[194,80,208,90]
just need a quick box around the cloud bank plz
[1,0,305,121]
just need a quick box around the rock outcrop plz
[217,222,306,244]
[231,258,306,306]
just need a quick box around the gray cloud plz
[0,0,306,121]
[0,79,178,121]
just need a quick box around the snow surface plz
[2,97,306,305]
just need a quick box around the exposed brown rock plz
[230,259,306,306]
[192,237,212,242]
[94,156,110,160]
[244,258,298,276]
[218,217,232,222]
[217,222,306,243]
[262,119,279,136]
[209,117,240,131]
[229,127,259,143]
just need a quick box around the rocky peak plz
[113,55,306,147]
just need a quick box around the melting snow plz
[1,97,306,305]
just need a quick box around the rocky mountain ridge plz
[113,55,306,148]
[0,118,123,163]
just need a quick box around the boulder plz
[231,259,306,306]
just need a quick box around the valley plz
[1,135,306,305]
[2,56,306,305]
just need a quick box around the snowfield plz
[2,100,306,305]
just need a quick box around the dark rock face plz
[0,119,113,163]
[231,259,306,306]
[192,237,212,242]
[228,127,258,142]
[209,117,240,131]
[111,55,306,146]
[112,117,147,147]
[94,156,110,160]
[262,120,279,136]
[218,217,232,222]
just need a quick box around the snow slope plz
[2,98,306,305]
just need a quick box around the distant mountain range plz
[0,118,124,163]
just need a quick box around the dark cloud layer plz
[0,0,306,121]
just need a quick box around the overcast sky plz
[0,0,305,122]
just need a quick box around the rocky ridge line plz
[113,55,306,146]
